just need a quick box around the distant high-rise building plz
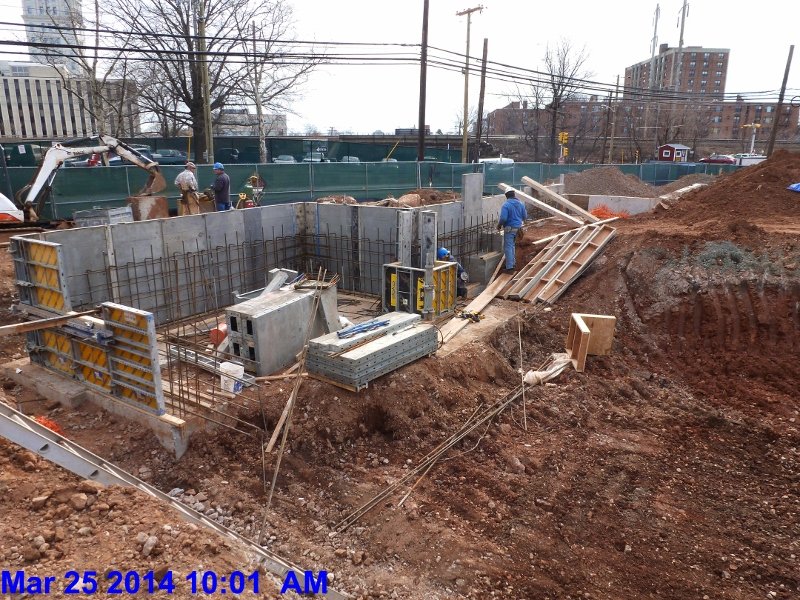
[22,0,83,75]
[624,44,730,100]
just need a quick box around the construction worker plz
[212,162,231,211]
[174,162,201,216]
[497,189,527,273]
[437,247,469,298]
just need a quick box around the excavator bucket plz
[138,169,167,196]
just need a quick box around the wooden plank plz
[539,228,617,304]
[439,272,514,343]
[0,308,100,337]
[521,175,600,223]
[498,184,584,226]
[308,371,358,392]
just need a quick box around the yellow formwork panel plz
[15,239,69,314]
[41,330,75,376]
[74,339,112,391]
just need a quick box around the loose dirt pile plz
[0,432,285,595]
[565,166,659,197]
[565,167,719,198]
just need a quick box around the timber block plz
[565,313,616,372]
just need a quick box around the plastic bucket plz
[219,361,245,393]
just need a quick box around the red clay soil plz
[2,153,799,599]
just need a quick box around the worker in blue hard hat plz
[437,247,469,299]
[212,162,231,211]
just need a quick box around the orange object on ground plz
[35,415,65,436]
[590,204,630,220]
[210,323,228,346]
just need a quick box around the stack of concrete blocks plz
[225,283,341,376]
[306,312,438,391]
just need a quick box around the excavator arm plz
[17,135,167,220]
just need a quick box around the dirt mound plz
[656,172,717,194]
[317,195,357,204]
[630,150,800,247]
[565,166,657,197]
[403,188,460,205]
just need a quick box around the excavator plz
[6,135,166,222]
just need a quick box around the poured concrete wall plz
[32,200,496,325]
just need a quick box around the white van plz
[478,156,514,164]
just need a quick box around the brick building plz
[625,44,730,99]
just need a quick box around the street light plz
[741,123,761,154]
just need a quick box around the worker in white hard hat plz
[175,161,201,215]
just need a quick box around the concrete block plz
[587,195,659,215]
[109,220,167,321]
[463,251,503,285]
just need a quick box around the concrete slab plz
[0,358,196,458]
[437,301,523,357]
[587,195,659,215]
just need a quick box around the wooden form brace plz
[565,313,616,372]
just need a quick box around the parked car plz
[302,152,330,163]
[151,148,189,165]
[273,154,297,164]
[698,154,736,164]
[339,156,360,163]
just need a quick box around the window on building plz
[688,80,694,87]
[712,116,722,123]
[703,61,709,68]
[718,53,725,59]
[691,52,697,58]
[764,117,773,124]
[715,80,721,86]
[701,80,707,86]
[689,61,696,67]
[765,106,774,113]
[715,71,722,76]
[704,52,710,58]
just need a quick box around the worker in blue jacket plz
[497,189,527,273]
[437,247,469,298]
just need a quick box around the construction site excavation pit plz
[2,155,799,599]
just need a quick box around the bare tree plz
[109,0,314,162]
[237,7,317,163]
[542,40,592,162]
[511,86,547,161]
[452,106,479,136]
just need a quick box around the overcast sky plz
[3,0,799,135]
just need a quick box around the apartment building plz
[624,44,730,99]
[22,0,83,75]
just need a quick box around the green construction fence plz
[2,161,738,221]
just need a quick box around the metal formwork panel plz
[10,237,72,314]
[101,302,165,415]
[31,329,76,376]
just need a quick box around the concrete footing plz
[0,358,196,458]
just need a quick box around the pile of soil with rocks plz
[565,166,658,197]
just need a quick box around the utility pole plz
[473,38,488,164]
[643,3,660,159]
[417,0,429,162]
[668,0,688,92]
[607,75,620,164]
[197,0,214,164]
[456,5,483,163]
[766,44,794,157]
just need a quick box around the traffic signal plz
[558,131,569,144]
[563,147,569,157]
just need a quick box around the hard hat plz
[185,161,196,169]
[437,247,450,260]
[213,162,225,170]
[504,189,515,198]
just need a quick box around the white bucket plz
[219,361,245,393]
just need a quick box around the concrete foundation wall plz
[587,195,659,215]
[31,200,494,325]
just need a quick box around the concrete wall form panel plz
[43,227,110,309]
[108,220,166,320]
